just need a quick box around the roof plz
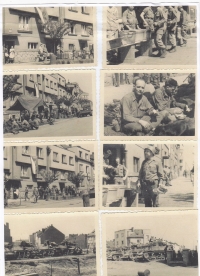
[8,95,47,112]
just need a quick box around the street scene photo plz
[4,143,96,209]
[3,6,95,67]
[102,142,195,208]
[102,211,198,276]
[5,212,98,276]
[105,6,197,66]
[103,72,195,137]
[3,71,94,139]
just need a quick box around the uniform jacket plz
[143,6,154,19]
[154,7,167,30]
[122,9,138,29]
[139,157,163,183]
[154,86,186,111]
[167,8,178,31]
[120,92,154,125]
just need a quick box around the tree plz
[68,172,85,188]
[39,18,72,53]
[3,75,22,101]
[40,169,60,186]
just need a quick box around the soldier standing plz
[140,6,155,32]
[138,145,163,207]
[177,6,188,47]
[122,6,140,30]
[166,6,178,53]
[25,186,29,201]
[153,6,167,58]
[114,158,128,185]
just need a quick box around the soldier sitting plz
[21,118,31,132]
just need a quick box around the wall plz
[40,225,65,245]
[4,223,13,243]
[115,229,127,248]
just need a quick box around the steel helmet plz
[144,145,155,156]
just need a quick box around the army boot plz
[169,46,176,53]
[160,48,166,58]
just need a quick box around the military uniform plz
[139,157,163,207]
[114,164,126,185]
[141,6,155,31]
[177,8,188,46]
[107,7,119,39]
[167,7,178,50]
[154,7,167,51]
[122,8,138,30]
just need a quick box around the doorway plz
[4,41,15,52]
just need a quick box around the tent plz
[7,95,48,113]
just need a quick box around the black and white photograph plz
[3,6,96,68]
[3,71,95,139]
[102,71,195,138]
[4,143,96,210]
[101,142,196,208]
[4,212,98,276]
[102,211,198,276]
[104,6,197,67]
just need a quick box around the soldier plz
[153,6,167,58]
[107,6,120,39]
[140,6,155,32]
[33,187,39,203]
[114,158,128,185]
[122,6,140,30]
[138,145,164,207]
[166,6,178,53]
[177,6,188,47]
[24,186,29,201]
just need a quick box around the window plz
[86,166,89,174]
[79,151,82,158]
[22,146,29,155]
[85,153,89,160]
[36,147,43,158]
[122,241,124,245]
[50,81,53,89]
[54,83,57,90]
[46,78,49,87]
[53,152,58,162]
[19,15,30,31]
[69,156,74,165]
[21,165,28,177]
[62,154,67,164]
[116,234,118,238]
[60,171,66,179]
[79,164,83,173]
[68,6,77,12]
[69,25,76,35]
[29,74,33,81]
[81,24,86,35]
[69,44,74,51]
[37,75,41,83]
[133,157,140,173]
[121,233,124,237]
[28,43,37,49]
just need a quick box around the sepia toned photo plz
[3,71,95,140]
[103,5,197,68]
[4,212,99,276]
[102,211,198,276]
[3,6,96,69]
[102,71,196,140]
[4,142,97,211]
[101,141,196,208]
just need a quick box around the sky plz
[105,211,198,250]
[62,73,93,101]
[5,213,96,241]
[182,144,195,170]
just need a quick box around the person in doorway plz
[114,158,128,185]
[9,46,15,63]
[138,145,164,207]
[25,186,29,201]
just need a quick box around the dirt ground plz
[5,255,96,276]
[107,260,198,276]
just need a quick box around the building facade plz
[68,234,88,249]
[29,225,65,247]
[115,227,151,248]
[4,145,94,199]
[87,230,96,251]
[3,6,94,63]
[4,223,13,243]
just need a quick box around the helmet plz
[144,145,155,156]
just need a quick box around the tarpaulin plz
[8,95,47,113]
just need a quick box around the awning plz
[7,95,48,113]
[3,33,21,37]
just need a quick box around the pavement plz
[4,116,93,138]
[158,176,194,208]
[5,196,95,209]
[108,35,196,66]
[107,260,198,276]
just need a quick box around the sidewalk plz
[159,176,194,208]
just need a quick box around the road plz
[6,196,95,209]
[107,260,198,276]
[4,116,93,138]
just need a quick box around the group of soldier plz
[107,6,189,58]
